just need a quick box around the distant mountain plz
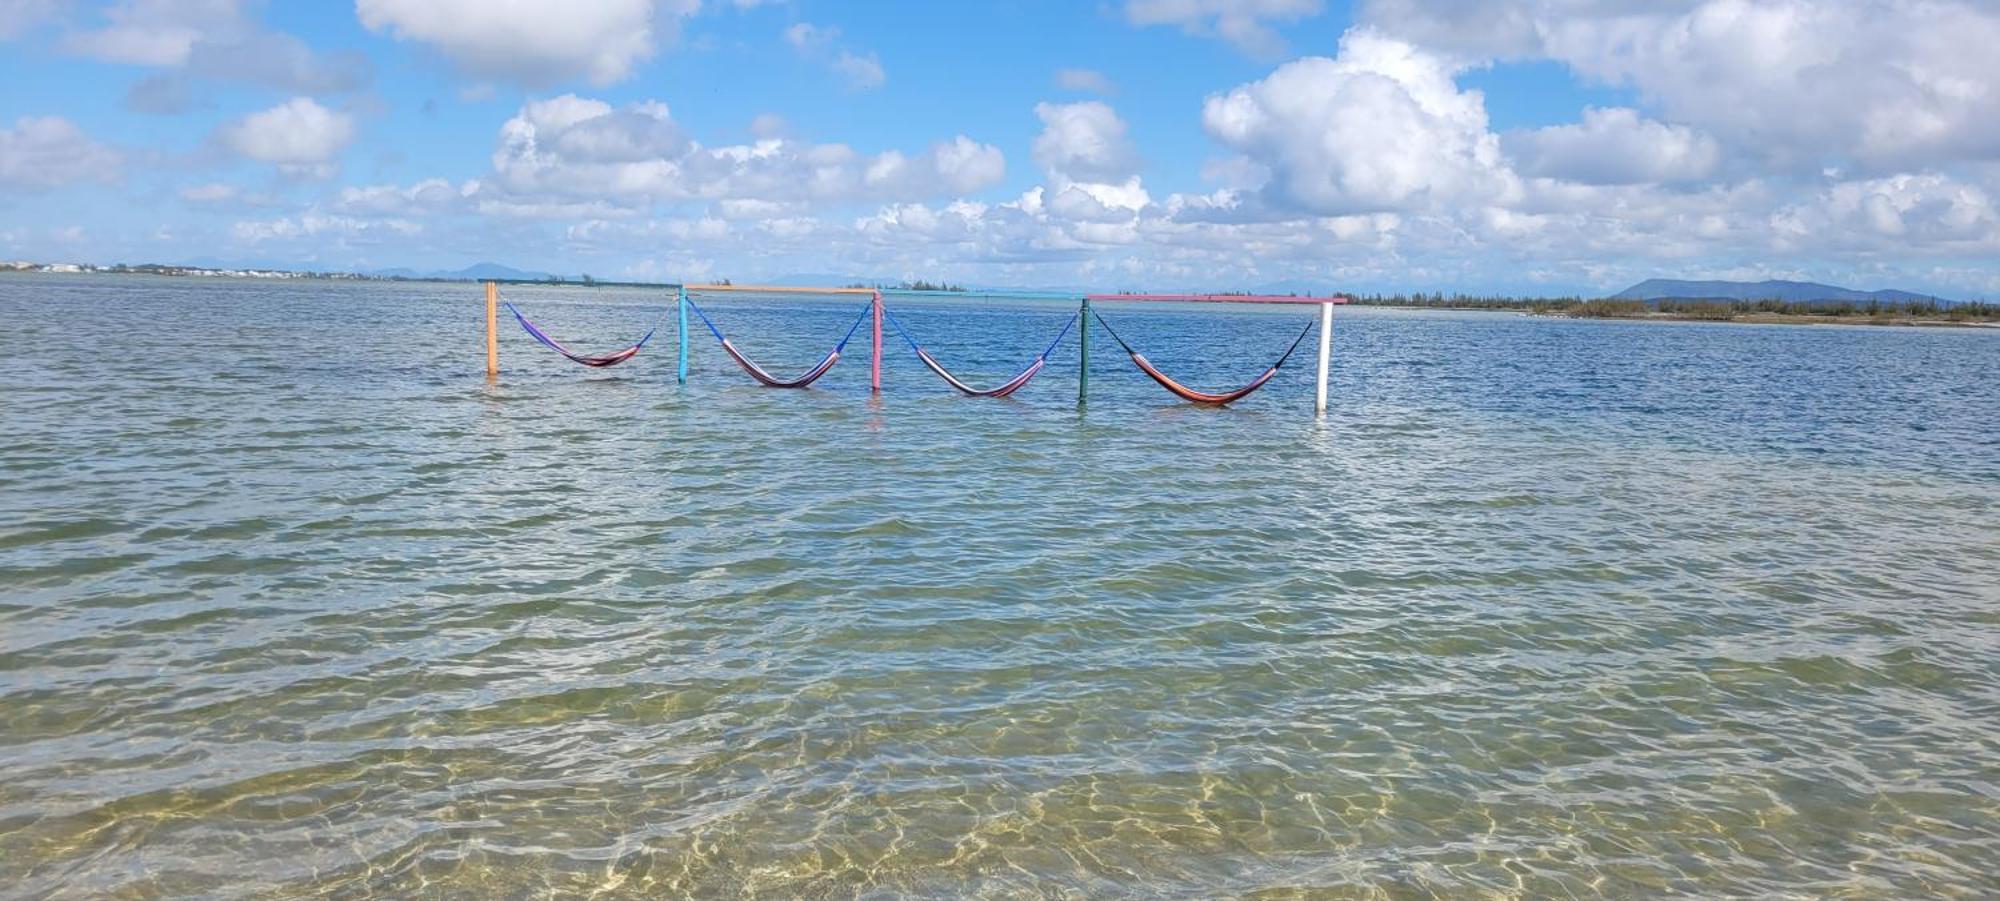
[1612,278,1951,304]
[438,262,557,281]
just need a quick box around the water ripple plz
[0,276,1996,897]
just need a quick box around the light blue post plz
[676,285,689,384]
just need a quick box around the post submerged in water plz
[871,290,883,393]
[485,281,499,378]
[1315,300,1333,416]
[676,285,689,384]
[1078,297,1090,406]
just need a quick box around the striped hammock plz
[688,299,872,388]
[1092,310,1315,405]
[886,308,1077,398]
[507,303,654,367]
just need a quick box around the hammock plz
[687,298,871,388]
[884,308,1077,397]
[507,303,654,367]
[1091,310,1315,405]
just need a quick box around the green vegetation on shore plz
[1548,297,1998,324]
[846,280,965,292]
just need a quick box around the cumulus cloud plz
[356,0,700,87]
[1032,101,1140,184]
[1201,29,1519,215]
[1772,173,1999,252]
[0,116,122,190]
[1124,0,1324,57]
[1361,0,2000,172]
[221,97,355,177]
[480,94,1001,214]
[1508,107,1720,185]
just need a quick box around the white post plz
[1315,301,1333,415]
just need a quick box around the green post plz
[676,286,689,384]
[1077,297,1090,406]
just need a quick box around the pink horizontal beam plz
[1086,293,1350,305]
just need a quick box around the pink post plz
[870,290,883,393]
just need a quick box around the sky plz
[2,0,1998,297]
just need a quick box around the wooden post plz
[1315,301,1333,416]
[484,281,499,378]
[1077,297,1090,406]
[870,290,883,393]
[676,286,689,384]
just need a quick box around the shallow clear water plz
[2,274,1997,897]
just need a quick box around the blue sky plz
[2,1,1997,297]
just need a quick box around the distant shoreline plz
[1557,311,1996,329]
[6,268,1993,326]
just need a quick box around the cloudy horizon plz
[3,1,1998,297]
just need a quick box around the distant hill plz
[1612,278,1950,304]
[414,262,557,281]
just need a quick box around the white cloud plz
[221,98,355,176]
[1032,101,1140,184]
[783,22,836,50]
[179,182,237,202]
[63,0,245,66]
[232,213,420,244]
[1509,107,1720,185]
[68,2,367,114]
[1124,0,1324,57]
[356,0,700,87]
[0,0,64,40]
[334,178,470,216]
[0,116,122,190]
[1055,68,1116,94]
[784,21,885,90]
[833,51,884,90]
[1361,0,2000,172]
[1201,29,1519,215]
[1772,173,1999,252]
[482,94,1001,212]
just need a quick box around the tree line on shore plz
[1341,292,1995,322]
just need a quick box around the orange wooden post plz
[870,290,883,393]
[484,281,499,377]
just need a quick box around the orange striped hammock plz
[1090,309,1315,405]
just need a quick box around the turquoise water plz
[2,274,1997,897]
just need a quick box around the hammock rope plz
[883,308,1078,398]
[506,303,655,368]
[1091,310,1315,405]
[686,298,872,388]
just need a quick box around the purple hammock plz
[507,303,654,367]
[687,298,873,388]
[884,308,1077,397]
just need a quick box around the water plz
[2,274,1997,897]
